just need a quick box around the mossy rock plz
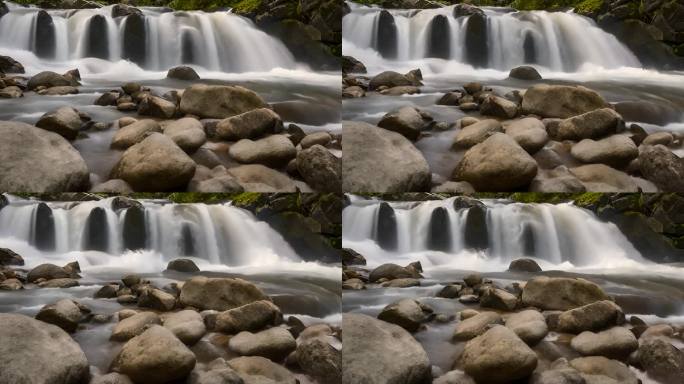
[265,211,339,263]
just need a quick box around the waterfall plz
[0,197,300,268]
[342,196,646,270]
[342,2,641,72]
[0,2,297,72]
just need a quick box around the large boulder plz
[35,299,82,333]
[111,119,162,149]
[369,263,421,282]
[342,313,431,384]
[0,313,89,384]
[163,118,206,153]
[296,336,342,384]
[163,310,206,346]
[453,133,538,191]
[480,287,518,311]
[377,106,429,141]
[569,164,640,192]
[0,55,25,73]
[452,119,502,149]
[509,65,542,80]
[138,95,177,119]
[0,121,89,192]
[638,337,684,383]
[460,325,538,384]
[110,325,196,384]
[110,133,196,191]
[522,84,608,118]
[508,258,542,272]
[215,300,282,334]
[570,326,637,359]
[522,277,609,311]
[35,107,82,140]
[503,117,548,154]
[179,276,269,311]
[296,144,341,192]
[138,287,176,311]
[27,263,71,282]
[377,299,429,332]
[228,327,296,361]
[228,164,298,192]
[570,135,638,167]
[0,248,24,265]
[216,108,282,141]
[342,55,367,73]
[453,311,503,341]
[228,135,296,167]
[343,121,430,193]
[368,70,421,90]
[556,300,624,333]
[480,95,518,119]
[505,309,548,345]
[556,108,623,140]
[179,85,268,119]
[27,71,72,90]
[638,144,684,191]
[167,66,200,80]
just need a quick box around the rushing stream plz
[343,2,684,185]
[0,195,341,375]
[342,196,684,379]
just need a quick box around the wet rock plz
[556,108,622,140]
[138,95,177,119]
[343,278,365,290]
[506,309,548,345]
[228,356,297,384]
[0,121,89,192]
[453,133,538,191]
[522,277,610,311]
[453,311,503,341]
[27,263,71,283]
[342,55,367,73]
[180,85,268,119]
[638,144,684,191]
[377,299,429,332]
[460,325,538,384]
[453,119,503,149]
[110,133,196,191]
[480,95,518,119]
[380,85,420,96]
[111,325,196,384]
[522,84,608,118]
[39,86,79,96]
[216,108,282,141]
[642,131,674,146]
[342,248,366,266]
[0,278,22,290]
[529,359,584,384]
[369,70,422,90]
[342,85,365,98]
[296,145,341,192]
[162,118,206,153]
[0,85,23,98]
[0,247,24,265]
[163,309,206,346]
[35,299,82,333]
[509,65,542,80]
[342,313,431,384]
[508,258,542,272]
[638,337,684,383]
[138,287,176,312]
[110,311,161,341]
[556,300,624,333]
[569,356,638,384]
[369,263,421,282]
[95,91,120,106]
[228,164,298,192]
[571,134,638,167]
[0,55,25,73]
[480,287,518,311]
[188,358,243,384]
[503,117,549,154]
[229,135,296,167]
[296,337,342,384]
[167,66,200,80]
[570,326,637,359]
[38,278,80,288]
[215,300,282,334]
[0,313,89,384]
[111,119,162,149]
[180,276,269,311]
[27,71,71,90]
[95,284,119,299]
[437,284,462,299]
[167,258,200,273]
[229,327,296,361]
[569,164,639,192]
[343,121,430,193]
[377,106,430,141]
[299,132,331,149]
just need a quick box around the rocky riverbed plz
[0,55,341,193]
[342,253,684,384]
[0,250,342,384]
[342,60,684,193]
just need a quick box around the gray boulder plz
[509,65,542,80]
[377,106,429,141]
[180,84,268,119]
[215,300,282,334]
[0,121,89,192]
[480,95,518,119]
[35,299,82,333]
[296,145,341,192]
[27,71,72,90]
[556,300,624,333]
[505,309,548,345]
[452,119,502,149]
[228,164,298,192]
[556,108,622,140]
[163,310,206,345]
[638,337,684,384]
[163,118,206,153]
[503,117,548,153]
[569,164,639,192]
[216,108,282,141]
[228,327,296,361]
[522,84,608,118]
[522,277,609,311]
[570,135,637,167]
[638,144,684,191]
[377,298,428,332]
[453,311,503,341]
[111,119,162,149]
[570,327,637,359]
[228,356,296,384]
[229,135,296,167]
[179,276,269,311]
[167,66,200,80]
[110,311,161,341]
[35,107,82,140]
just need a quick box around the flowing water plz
[343,2,684,183]
[0,2,340,182]
[342,196,684,378]
[0,195,341,374]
